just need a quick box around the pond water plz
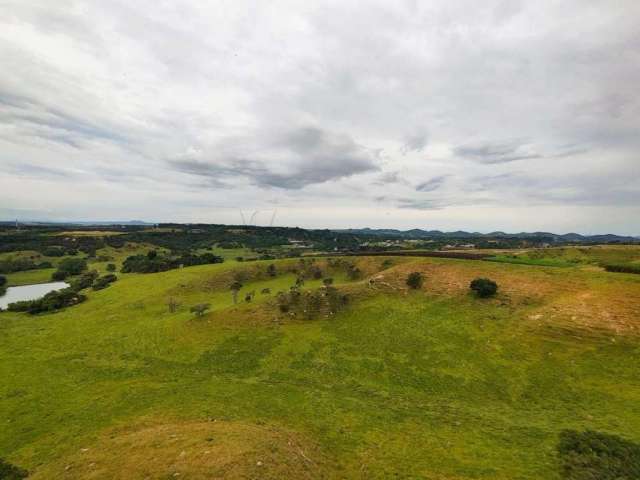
[0,282,70,309]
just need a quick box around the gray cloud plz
[454,140,541,164]
[373,171,407,186]
[169,127,379,189]
[415,175,448,192]
[396,198,445,210]
[401,131,429,154]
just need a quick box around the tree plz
[54,257,87,278]
[470,278,498,298]
[106,263,116,272]
[406,272,423,289]
[147,250,158,259]
[310,266,323,279]
[266,263,277,277]
[230,281,243,304]
[346,265,362,280]
[0,275,6,287]
[190,303,211,317]
[51,270,69,281]
[167,297,178,313]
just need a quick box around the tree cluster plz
[121,251,223,273]
[0,258,52,274]
[6,287,86,314]
[51,258,87,281]
[92,274,118,290]
[604,263,640,274]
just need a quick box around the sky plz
[1,1,639,234]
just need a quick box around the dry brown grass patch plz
[30,419,337,480]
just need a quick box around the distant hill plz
[335,228,639,243]
[0,220,154,227]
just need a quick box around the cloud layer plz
[1,1,639,233]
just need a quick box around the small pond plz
[0,282,70,309]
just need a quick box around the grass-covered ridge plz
[1,255,639,478]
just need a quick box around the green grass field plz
[488,245,640,269]
[1,252,640,478]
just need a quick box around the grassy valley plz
[1,226,639,478]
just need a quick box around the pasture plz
[1,251,640,478]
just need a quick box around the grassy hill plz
[1,253,640,478]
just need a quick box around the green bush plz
[190,303,211,317]
[92,274,117,291]
[557,429,640,479]
[0,458,28,479]
[70,270,99,290]
[7,288,86,314]
[51,257,87,281]
[106,263,117,272]
[0,258,52,274]
[406,272,424,289]
[470,278,498,298]
[266,264,277,277]
[604,263,640,274]
[51,270,69,281]
[121,252,222,273]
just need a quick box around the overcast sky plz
[1,1,639,234]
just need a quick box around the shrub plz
[42,247,65,257]
[7,288,86,314]
[346,265,362,280]
[604,263,640,274]
[121,252,223,273]
[51,270,69,281]
[470,278,498,298]
[167,297,178,313]
[92,274,117,290]
[266,264,277,277]
[0,275,6,287]
[557,429,640,479]
[230,281,243,304]
[0,458,28,479]
[406,272,424,289]
[310,266,323,279]
[106,263,116,272]
[323,278,334,287]
[51,257,87,281]
[70,270,99,290]
[190,303,211,317]
[0,258,52,274]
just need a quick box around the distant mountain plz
[335,228,638,243]
[0,220,155,226]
